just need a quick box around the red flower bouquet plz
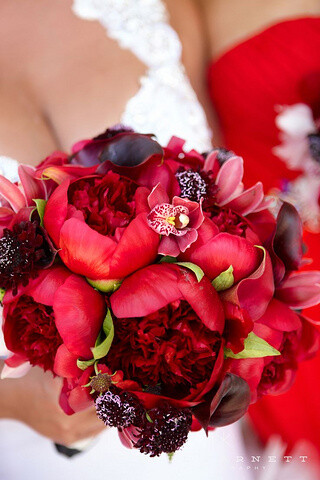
[1,126,320,457]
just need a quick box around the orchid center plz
[147,203,191,236]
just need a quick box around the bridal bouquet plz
[1,126,320,456]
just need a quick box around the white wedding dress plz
[0,1,252,479]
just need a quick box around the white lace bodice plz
[72,0,212,152]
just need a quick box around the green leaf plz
[212,265,234,291]
[33,199,47,227]
[0,288,5,303]
[160,256,176,263]
[91,309,114,360]
[167,452,175,462]
[160,257,204,283]
[224,332,281,359]
[77,358,96,371]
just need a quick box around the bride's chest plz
[0,0,211,158]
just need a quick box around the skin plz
[198,0,320,60]
[0,0,214,164]
[0,362,104,444]
[0,0,213,443]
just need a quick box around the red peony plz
[3,265,106,373]
[107,300,222,399]
[43,174,159,291]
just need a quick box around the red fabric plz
[208,17,320,454]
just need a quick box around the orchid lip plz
[147,203,191,236]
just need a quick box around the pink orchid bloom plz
[203,151,270,215]
[147,183,204,256]
[0,164,47,234]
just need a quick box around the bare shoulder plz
[166,0,208,72]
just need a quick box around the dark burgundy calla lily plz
[273,202,303,273]
[72,128,163,168]
[192,373,251,430]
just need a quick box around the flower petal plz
[225,182,264,216]
[222,247,274,321]
[273,202,303,271]
[59,217,117,279]
[110,264,182,318]
[18,164,47,205]
[43,180,69,247]
[54,344,82,378]
[256,299,301,332]
[107,213,159,279]
[1,360,31,379]
[215,156,244,204]
[147,183,169,209]
[276,271,320,309]
[183,232,260,283]
[53,275,106,358]
[0,175,25,212]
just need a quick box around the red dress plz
[208,17,320,454]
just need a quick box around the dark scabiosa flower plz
[0,221,56,295]
[175,167,218,206]
[134,404,192,457]
[95,387,144,428]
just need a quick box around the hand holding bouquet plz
[1,126,319,456]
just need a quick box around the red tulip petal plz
[59,218,117,279]
[0,175,25,212]
[253,322,285,350]
[276,271,320,309]
[43,180,69,247]
[53,275,106,357]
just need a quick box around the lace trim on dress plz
[0,156,19,184]
[72,0,212,152]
